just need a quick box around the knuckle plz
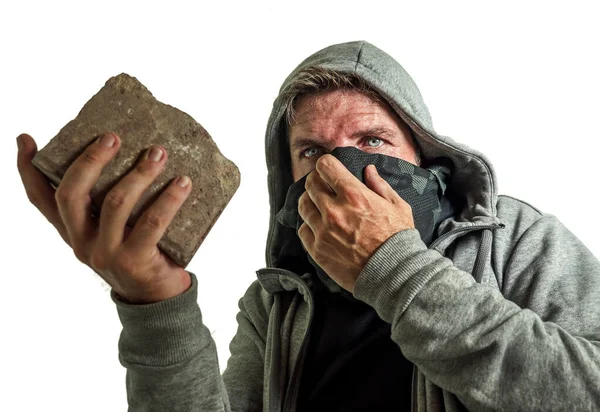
[325,208,340,225]
[397,196,411,210]
[80,150,103,165]
[298,223,305,236]
[135,161,159,179]
[162,188,181,204]
[104,189,127,210]
[316,155,330,168]
[298,223,310,240]
[305,172,315,188]
[27,191,44,209]
[72,244,89,264]
[89,251,107,271]
[54,187,72,205]
[345,189,363,205]
[58,228,72,247]
[141,210,166,231]
[298,193,306,210]
[299,222,307,233]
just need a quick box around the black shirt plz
[296,281,414,411]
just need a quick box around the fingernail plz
[148,146,164,162]
[97,133,116,147]
[16,135,24,151]
[177,176,190,187]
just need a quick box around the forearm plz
[112,271,230,412]
[354,229,600,412]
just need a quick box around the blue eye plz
[366,137,383,148]
[302,147,321,158]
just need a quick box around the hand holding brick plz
[15,74,240,303]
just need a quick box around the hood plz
[264,40,501,269]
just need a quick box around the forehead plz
[293,89,388,121]
[289,89,400,139]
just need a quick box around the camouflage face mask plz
[276,146,452,294]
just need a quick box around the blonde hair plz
[280,66,421,164]
[281,66,390,126]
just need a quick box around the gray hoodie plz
[111,41,600,411]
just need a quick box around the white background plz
[2,1,599,410]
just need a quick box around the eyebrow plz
[351,127,396,140]
[290,126,398,151]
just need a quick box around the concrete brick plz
[32,73,240,268]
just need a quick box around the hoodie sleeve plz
[111,272,268,412]
[353,220,600,412]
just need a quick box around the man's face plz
[288,89,420,182]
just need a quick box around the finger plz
[364,165,403,204]
[97,145,168,252]
[298,191,321,229]
[298,221,315,253]
[124,174,192,256]
[305,170,335,214]
[315,154,359,196]
[16,133,71,245]
[56,132,120,250]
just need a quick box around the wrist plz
[117,270,193,304]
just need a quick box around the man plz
[16,41,600,411]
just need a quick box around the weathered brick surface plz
[32,73,240,268]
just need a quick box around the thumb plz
[17,133,38,157]
[364,165,401,204]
